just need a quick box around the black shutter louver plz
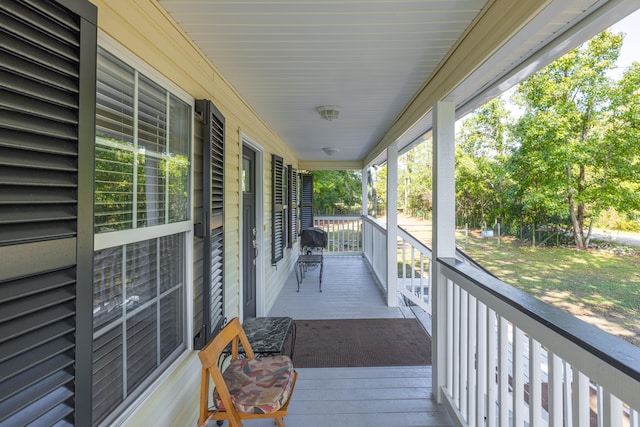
[288,166,298,247]
[194,100,224,348]
[300,173,314,230]
[0,0,96,425]
[272,155,284,264]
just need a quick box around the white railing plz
[362,216,432,313]
[359,215,640,426]
[436,258,640,427]
[362,216,388,291]
[397,226,432,314]
[314,216,363,255]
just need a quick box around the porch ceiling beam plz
[364,0,550,166]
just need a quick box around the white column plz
[432,100,456,402]
[386,142,398,307]
[362,166,368,217]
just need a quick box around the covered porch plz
[260,255,448,427]
[2,1,640,426]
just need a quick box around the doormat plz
[289,318,431,368]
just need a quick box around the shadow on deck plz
[257,256,453,427]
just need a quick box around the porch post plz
[386,142,399,307]
[362,166,368,216]
[432,100,456,403]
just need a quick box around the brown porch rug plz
[290,318,431,368]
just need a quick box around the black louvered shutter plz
[300,173,314,230]
[287,166,298,247]
[0,0,97,425]
[194,100,224,348]
[272,155,284,264]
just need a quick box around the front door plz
[242,145,257,317]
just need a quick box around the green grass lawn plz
[457,230,640,346]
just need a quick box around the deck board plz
[258,256,453,427]
[268,255,407,320]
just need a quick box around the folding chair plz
[197,318,297,427]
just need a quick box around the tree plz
[511,30,639,247]
[399,143,432,217]
[456,98,514,228]
[311,170,362,214]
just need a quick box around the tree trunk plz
[569,199,584,247]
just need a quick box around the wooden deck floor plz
[258,255,453,427]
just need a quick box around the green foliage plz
[399,144,432,217]
[511,30,640,246]
[456,98,515,228]
[95,137,190,232]
[312,170,362,214]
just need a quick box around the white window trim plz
[94,31,196,426]
[98,31,192,105]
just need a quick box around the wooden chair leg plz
[275,417,285,427]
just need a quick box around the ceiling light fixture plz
[322,147,340,156]
[316,105,341,121]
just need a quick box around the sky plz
[609,8,640,79]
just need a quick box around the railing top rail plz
[438,257,640,399]
[362,215,387,232]
[397,226,432,258]
[315,215,363,220]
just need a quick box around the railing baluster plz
[529,338,542,426]
[548,351,563,427]
[410,245,416,296]
[498,316,510,427]
[476,301,487,427]
[487,308,498,427]
[572,370,590,427]
[603,390,623,426]
[631,407,639,427]
[447,279,454,396]
[453,284,461,407]
[460,289,469,420]
[564,360,572,427]
[468,295,477,427]
[514,328,525,427]
[419,255,425,303]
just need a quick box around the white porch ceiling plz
[158,0,639,166]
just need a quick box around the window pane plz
[242,158,251,192]
[169,94,190,157]
[92,326,124,425]
[95,144,135,232]
[160,289,183,359]
[126,304,157,393]
[137,153,166,228]
[168,95,191,222]
[160,234,184,293]
[96,48,134,144]
[93,246,124,330]
[126,239,157,309]
[138,75,166,154]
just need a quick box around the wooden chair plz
[197,317,297,427]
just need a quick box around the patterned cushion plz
[214,355,295,414]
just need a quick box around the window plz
[92,45,192,425]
